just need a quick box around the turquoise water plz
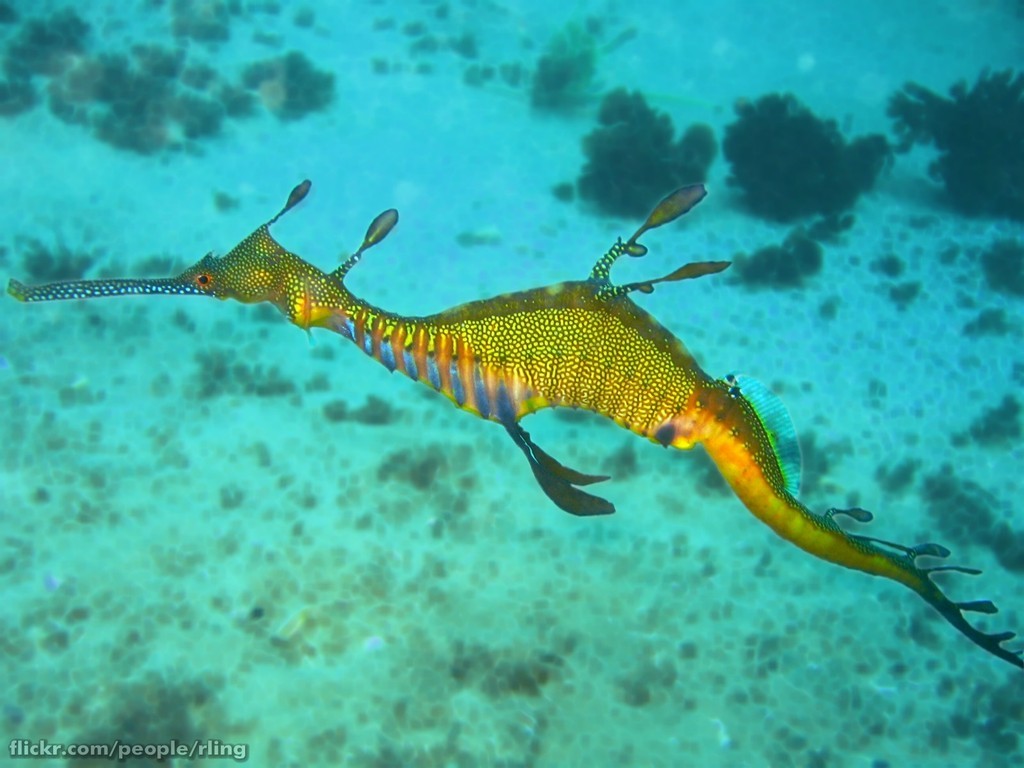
[0,1,1021,766]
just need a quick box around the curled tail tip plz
[845,527,1022,669]
[940,598,1023,670]
[920,569,1023,670]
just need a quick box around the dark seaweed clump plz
[963,308,1012,337]
[578,88,717,218]
[979,238,1024,296]
[888,70,1024,220]
[450,640,566,699]
[732,228,823,288]
[921,467,1024,573]
[0,9,338,153]
[0,72,34,114]
[48,47,244,153]
[723,93,890,221]
[170,0,233,42]
[192,348,297,399]
[377,448,446,492]
[71,676,215,768]
[874,458,920,495]
[322,395,397,426]
[18,237,98,282]
[966,395,1021,446]
[4,7,88,79]
[0,9,258,153]
[887,281,921,311]
[242,51,334,121]
[530,23,596,112]
[0,7,89,115]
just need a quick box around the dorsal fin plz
[726,373,802,498]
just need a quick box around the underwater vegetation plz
[889,69,1024,221]
[0,7,86,115]
[723,93,890,222]
[922,467,1024,574]
[191,347,297,400]
[731,228,823,289]
[960,395,1022,447]
[242,51,334,121]
[530,22,597,112]
[866,252,921,311]
[0,70,33,115]
[69,675,220,768]
[170,0,233,42]
[366,6,529,89]
[48,46,252,153]
[0,8,333,153]
[962,308,1013,338]
[17,237,99,283]
[578,88,717,217]
[3,7,88,80]
[529,18,638,112]
[979,238,1024,296]
[323,394,399,426]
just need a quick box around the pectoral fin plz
[503,422,615,516]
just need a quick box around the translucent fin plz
[727,374,802,498]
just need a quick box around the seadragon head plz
[6,180,394,331]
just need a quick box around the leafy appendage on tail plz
[833,511,1023,669]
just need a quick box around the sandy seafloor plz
[0,1,1022,767]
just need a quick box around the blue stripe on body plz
[404,350,418,381]
[426,357,441,389]
[451,364,465,406]
[474,366,490,419]
[379,341,396,372]
[495,378,516,423]
[330,315,355,340]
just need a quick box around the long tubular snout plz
[7,276,208,303]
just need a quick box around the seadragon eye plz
[195,273,214,289]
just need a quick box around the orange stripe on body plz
[435,331,453,396]
[353,310,368,353]
[483,366,499,407]
[509,370,544,417]
[482,366,501,420]
[370,315,386,361]
[411,325,430,384]
[456,337,477,412]
[391,324,408,375]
